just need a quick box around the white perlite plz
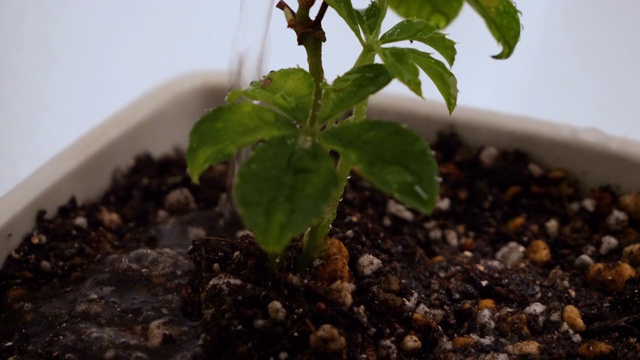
[415,303,445,324]
[581,198,597,213]
[206,274,243,292]
[479,146,500,168]
[599,235,619,255]
[326,281,353,309]
[423,220,437,230]
[39,260,52,272]
[527,162,545,178]
[477,308,496,331]
[524,302,547,316]
[435,197,451,212]
[444,229,458,248]
[378,339,398,360]
[582,244,597,256]
[357,254,383,277]
[386,199,414,222]
[568,201,581,215]
[268,300,287,322]
[606,208,629,231]
[524,302,547,327]
[429,228,443,241]
[495,241,525,267]
[73,216,88,229]
[545,218,559,238]
[309,324,346,353]
[574,254,594,270]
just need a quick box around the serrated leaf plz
[388,0,464,29]
[466,0,521,59]
[321,120,439,214]
[355,1,384,39]
[406,49,458,114]
[324,0,363,43]
[234,137,339,255]
[226,68,314,122]
[187,103,297,182]
[318,64,393,124]
[379,19,457,66]
[378,47,422,97]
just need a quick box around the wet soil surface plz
[1,133,640,359]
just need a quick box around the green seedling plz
[187,0,521,263]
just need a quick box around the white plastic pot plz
[2,72,640,267]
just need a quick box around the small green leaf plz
[321,120,439,214]
[187,103,297,182]
[234,137,340,255]
[355,1,384,39]
[406,49,458,114]
[465,0,521,59]
[226,68,314,122]
[387,0,464,29]
[318,64,393,124]
[324,0,363,43]
[378,47,422,97]
[379,19,457,66]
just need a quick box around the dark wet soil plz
[1,133,639,359]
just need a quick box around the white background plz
[1,0,639,197]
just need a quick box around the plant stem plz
[300,48,378,264]
[303,37,324,129]
[300,156,352,265]
[297,5,325,129]
[278,1,326,130]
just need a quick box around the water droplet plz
[413,185,428,201]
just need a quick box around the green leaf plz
[186,103,297,182]
[318,64,393,124]
[379,19,457,66]
[234,137,340,255]
[378,47,422,97]
[324,0,363,43]
[226,68,314,122]
[321,120,439,214]
[406,48,458,114]
[355,1,384,39]
[387,0,464,29]
[465,0,521,59]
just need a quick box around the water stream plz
[229,0,275,90]
[222,0,276,222]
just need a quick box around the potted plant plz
[2,1,639,359]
